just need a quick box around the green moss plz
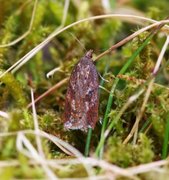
[0,71,27,107]
[105,134,154,167]
[129,31,154,79]
[0,167,15,180]
[1,138,16,159]
[0,0,169,179]
[56,164,88,178]
[105,136,133,167]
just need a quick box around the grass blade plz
[95,21,167,157]
[162,112,169,159]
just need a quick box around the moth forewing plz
[63,50,99,132]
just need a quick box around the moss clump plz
[56,164,89,178]
[0,71,27,107]
[0,0,169,179]
[105,134,154,167]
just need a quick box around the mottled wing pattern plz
[64,51,99,131]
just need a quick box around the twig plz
[127,159,168,174]
[27,77,68,108]
[0,111,9,119]
[16,132,58,180]
[0,129,95,178]
[30,89,45,158]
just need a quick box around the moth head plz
[85,50,93,59]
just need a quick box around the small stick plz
[27,78,68,108]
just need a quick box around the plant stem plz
[139,118,152,133]
[95,33,155,157]
[99,58,109,89]
[84,127,93,157]
[162,112,169,159]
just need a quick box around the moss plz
[105,136,133,167]
[56,164,88,178]
[0,138,16,159]
[0,0,169,179]
[0,71,27,107]
[105,134,154,167]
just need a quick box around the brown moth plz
[63,50,99,132]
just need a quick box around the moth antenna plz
[69,32,87,52]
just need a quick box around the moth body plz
[64,50,99,131]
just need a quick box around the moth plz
[63,50,99,132]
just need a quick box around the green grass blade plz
[84,127,93,157]
[95,33,155,157]
[162,112,169,159]
[139,118,152,133]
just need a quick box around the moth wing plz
[64,61,88,130]
[84,62,99,129]
[64,53,99,131]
